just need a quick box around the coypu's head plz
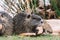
[13,11,43,35]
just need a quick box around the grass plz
[0,35,60,40]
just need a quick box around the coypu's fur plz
[0,12,13,36]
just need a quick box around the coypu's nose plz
[41,21,43,23]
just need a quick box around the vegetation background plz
[0,0,60,18]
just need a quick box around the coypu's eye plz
[27,15,31,18]
[41,21,43,23]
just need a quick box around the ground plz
[0,35,60,40]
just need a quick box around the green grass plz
[0,35,60,40]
